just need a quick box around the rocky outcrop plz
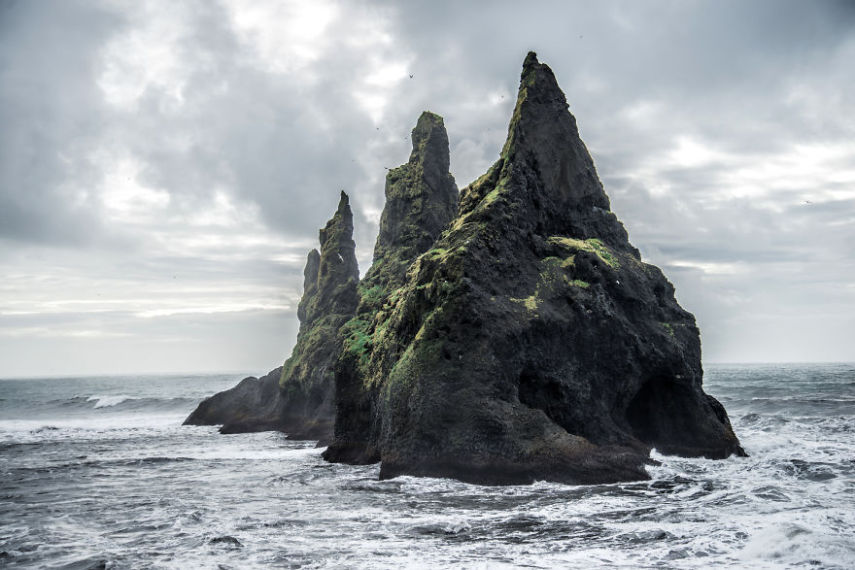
[184,192,359,440]
[184,110,458,440]
[323,52,744,484]
[326,112,458,463]
[274,191,359,440]
[187,53,743,486]
[365,111,459,291]
[183,367,283,433]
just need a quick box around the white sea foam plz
[1,367,853,568]
[86,394,133,408]
[0,412,186,438]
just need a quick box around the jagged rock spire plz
[315,191,359,305]
[366,111,457,292]
[323,112,458,465]
[408,111,452,190]
[325,52,743,485]
[460,51,631,249]
[184,192,360,440]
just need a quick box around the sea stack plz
[183,111,458,441]
[184,192,359,440]
[324,52,744,484]
[327,111,458,463]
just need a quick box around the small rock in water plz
[209,536,243,549]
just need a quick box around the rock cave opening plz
[625,375,690,446]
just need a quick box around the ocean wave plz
[749,396,855,403]
[8,456,198,474]
[0,414,192,437]
[59,394,200,412]
[87,394,134,408]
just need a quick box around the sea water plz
[1,364,853,569]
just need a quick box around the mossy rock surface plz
[324,111,459,464]
[184,193,359,441]
[325,53,744,484]
[189,54,743,485]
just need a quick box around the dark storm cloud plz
[1,0,853,372]
[112,1,374,239]
[0,0,120,244]
[1,0,405,250]
[3,0,853,250]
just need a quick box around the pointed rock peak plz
[321,191,354,244]
[318,191,357,280]
[517,51,564,103]
[408,111,450,174]
[485,52,622,243]
[501,52,570,160]
[413,110,444,137]
[364,112,457,291]
[315,191,359,312]
[337,190,352,217]
[522,50,539,74]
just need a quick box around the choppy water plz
[1,364,853,569]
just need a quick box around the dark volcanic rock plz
[368,111,458,289]
[184,193,359,440]
[183,367,283,433]
[325,112,458,464]
[324,52,744,484]
[275,191,360,440]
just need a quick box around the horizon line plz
[1,361,854,380]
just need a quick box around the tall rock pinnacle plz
[368,111,458,292]
[187,54,743,487]
[325,53,744,484]
[324,112,458,464]
[184,193,359,440]
[313,191,359,309]
[273,191,359,439]
[461,52,632,249]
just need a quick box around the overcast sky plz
[1,0,853,376]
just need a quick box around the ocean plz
[1,364,853,569]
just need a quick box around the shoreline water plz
[1,364,853,568]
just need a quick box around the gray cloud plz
[0,0,853,374]
[0,0,121,244]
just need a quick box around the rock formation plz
[187,53,743,486]
[273,191,359,440]
[182,367,284,434]
[184,192,359,440]
[328,111,458,463]
[323,52,744,484]
[184,111,458,441]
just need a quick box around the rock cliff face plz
[184,192,359,440]
[273,191,359,440]
[184,111,457,440]
[323,52,744,484]
[326,112,458,463]
[187,53,743,486]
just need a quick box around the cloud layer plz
[1,0,853,375]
